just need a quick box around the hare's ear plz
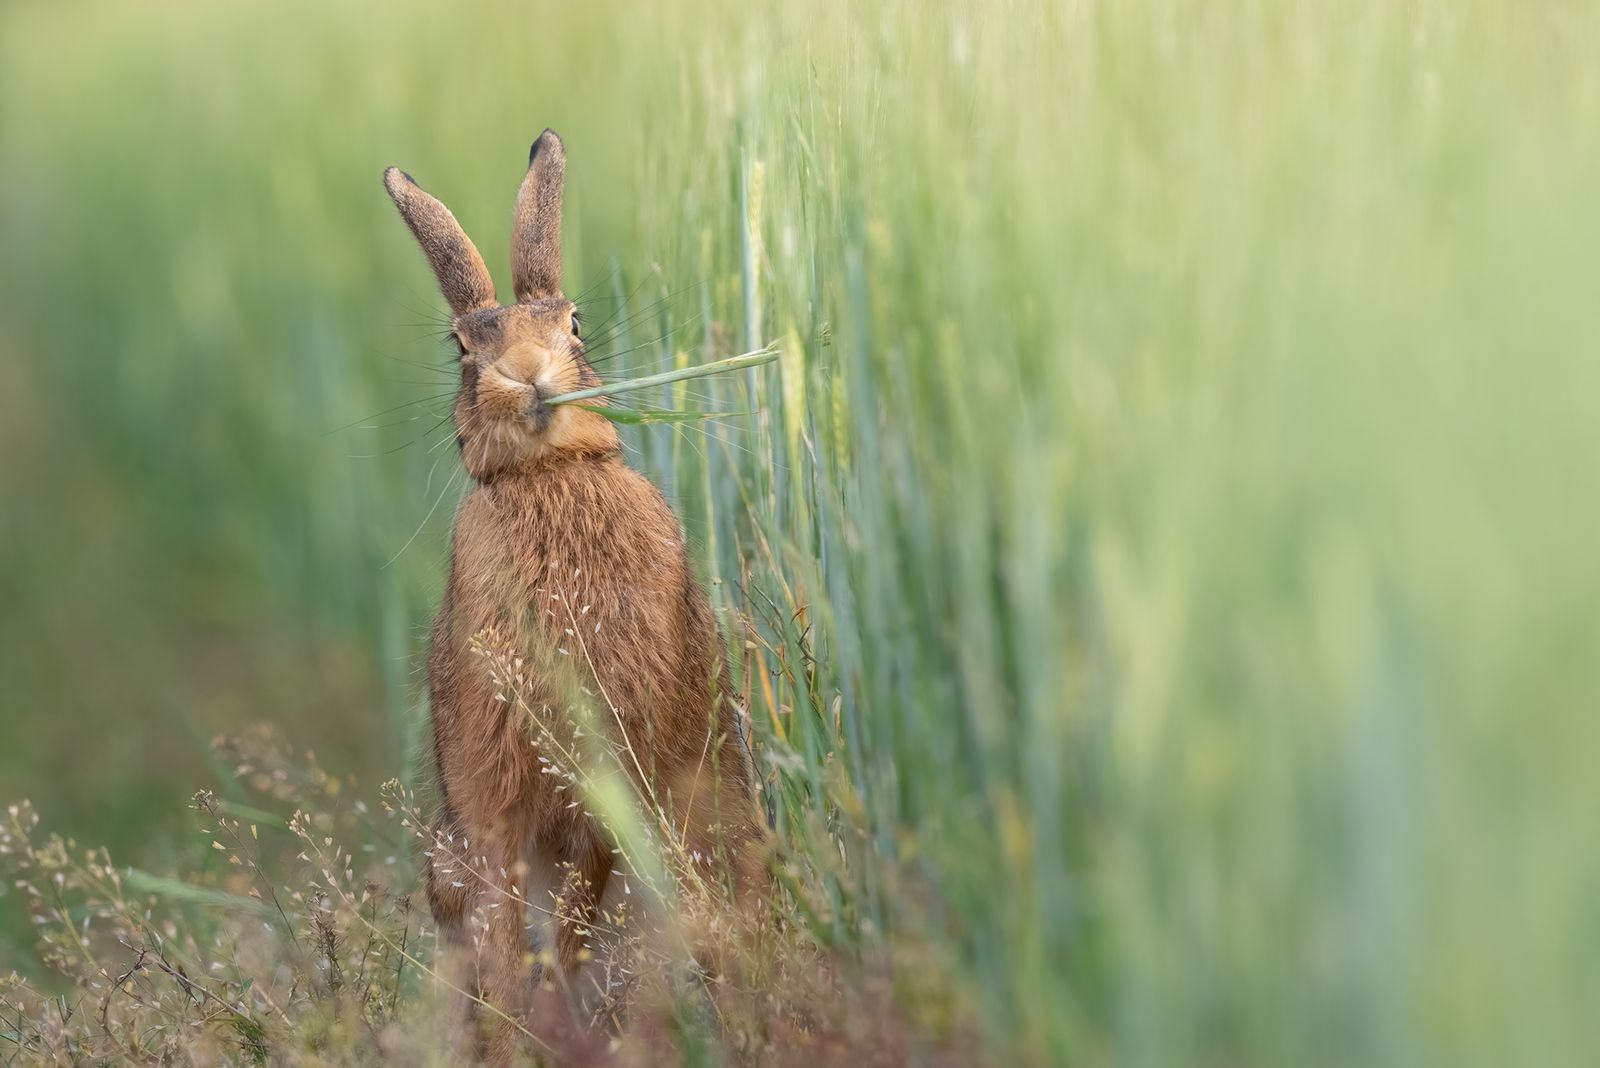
[383,167,498,316]
[510,129,565,302]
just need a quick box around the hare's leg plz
[555,829,615,1023]
[556,831,613,968]
[521,838,599,1047]
[580,840,640,1030]
[517,838,562,978]
[424,805,478,1049]
[471,812,533,1068]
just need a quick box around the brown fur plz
[511,129,566,302]
[383,132,760,1060]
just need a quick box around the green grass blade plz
[575,404,754,426]
[122,869,276,919]
[546,347,779,406]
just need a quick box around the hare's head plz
[384,130,617,480]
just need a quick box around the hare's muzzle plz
[526,391,554,434]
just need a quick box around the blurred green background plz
[4,0,1600,1063]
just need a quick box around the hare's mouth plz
[525,391,553,434]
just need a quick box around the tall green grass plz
[3,0,1600,1062]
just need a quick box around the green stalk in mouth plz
[544,345,779,407]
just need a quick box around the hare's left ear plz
[510,128,565,302]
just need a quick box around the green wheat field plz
[2,0,1598,1064]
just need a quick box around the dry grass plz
[1,618,976,1066]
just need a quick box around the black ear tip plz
[382,166,418,193]
[529,128,564,166]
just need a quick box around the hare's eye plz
[570,313,581,339]
[452,334,467,358]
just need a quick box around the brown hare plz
[381,130,759,1058]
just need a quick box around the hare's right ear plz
[383,167,498,316]
[510,129,565,302]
